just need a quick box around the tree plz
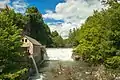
[74,1,120,68]
[0,9,23,72]
[51,31,64,47]
[67,28,79,47]
[2,9,28,29]
[25,6,53,47]
[51,31,59,37]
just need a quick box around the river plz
[29,48,117,80]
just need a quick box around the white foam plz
[46,48,73,61]
[29,74,45,80]
[31,48,73,80]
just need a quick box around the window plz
[25,39,27,42]
[22,39,24,42]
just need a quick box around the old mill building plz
[21,35,46,63]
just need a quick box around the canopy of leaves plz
[67,28,79,47]
[0,9,30,80]
[25,6,53,47]
[74,1,120,68]
[51,31,64,47]
[0,9,26,72]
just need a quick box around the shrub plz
[0,68,28,80]
[105,56,120,69]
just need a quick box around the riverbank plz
[29,48,120,80]
[38,60,120,80]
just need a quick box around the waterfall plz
[43,49,49,60]
[46,48,73,61]
[29,55,39,76]
[29,48,73,80]
[29,55,44,80]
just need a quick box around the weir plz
[46,48,73,61]
[29,48,73,80]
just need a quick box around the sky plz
[0,0,105,38]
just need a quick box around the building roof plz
[25,35,41,46]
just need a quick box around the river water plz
[30,48,94,80]
[30,48,118,80]
[30,48,75,80]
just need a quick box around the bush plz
[73,1,120,69]
[0,68,28,80]
[105,56,120,69]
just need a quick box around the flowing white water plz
[30,48,73,80]
[29,55,39,76]
[29,55,44,80]
[46,48,73,61]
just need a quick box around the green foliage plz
[67,28,79,47]
[105,56,120,69]
[51,31,64,47]
[2,9,28,29]
[0,68,28,80]
[25,6,53,47]
[26,6,39,13]
[0,9,29,80]
[51,31,59,37]
[0,10,22,66]
[74,1,120,68]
